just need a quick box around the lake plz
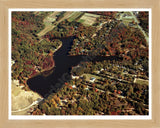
[27,37,120,97]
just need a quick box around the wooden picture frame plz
[0,0,160,127]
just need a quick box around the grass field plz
[43,11,60,26]
[78,19,85,23]
[135,78,149,85]
[67,12,84,22]
[78,13,100,26]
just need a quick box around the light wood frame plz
[0,0,160,127]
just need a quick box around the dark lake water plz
[27,37,120,97]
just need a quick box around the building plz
[71,75,79,79]
[90,77,96,83]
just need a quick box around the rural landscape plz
[11,11,149,115]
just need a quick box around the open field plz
[78,13,100,26]
[134,78,149,85]
[43,11,60,26]
[67,12,84,22]
[11,80,42,115]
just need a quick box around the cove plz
[27,37,121,97]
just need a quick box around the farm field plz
[67,12,84,22]
[43,11,60,26]
[78,13,100,26]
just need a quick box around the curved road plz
[130,12,149,44]
[12,98,43,113]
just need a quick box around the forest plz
[12,12,62,88]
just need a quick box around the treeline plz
[87,11,117,19]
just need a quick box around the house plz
[95,89,98,92]
[90,77,96,83]
[94,70,100,74]
[12,80,19,86]
[118,90,122,94]
[72,85,76,88]
[11,59,15,66]
[123,71,128,74]
[85,86,89,90]
[71,75,79,79]
[100,68,104,71]
[85,87,89,90]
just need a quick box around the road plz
[129,11,149,44]
[12,98,43,113]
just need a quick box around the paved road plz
[129,12,149,44]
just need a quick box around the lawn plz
[77,19,85,23]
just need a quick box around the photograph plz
[10,9,150,119]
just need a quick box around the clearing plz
[77,13,100,26]
[11,80,43,115]
[134,78,149,85]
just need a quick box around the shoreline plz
[29,42,63,78]
[41,41,63,75]
[11,43,63,115]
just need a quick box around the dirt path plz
[12,99,43,113]
[11,80,43,115]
